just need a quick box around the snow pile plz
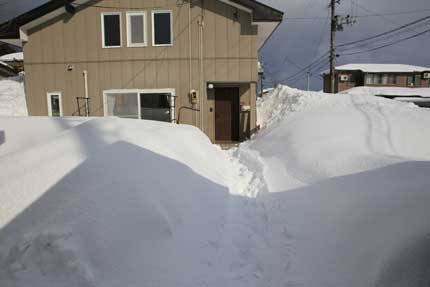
[1,84,430,287]
[0,117,261,287]
[0,75,27,116]
[237,85,430,287]
[252,85,430,190]
[343,86,430,98]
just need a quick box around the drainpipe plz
[198,1,205,130]
[83,70,89,116]
[188,0,194,124]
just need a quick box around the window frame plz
[103,89,176,123]
[101,12,122,49]
[47,92,63,117]
[151,10,173,47]
[126,11,147,48]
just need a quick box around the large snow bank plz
[0,117,261,287]
[236,85,430,287]
[0,75,27,116]
[343,86,430,98]
[252,85,430,190]
[1,84,430,287]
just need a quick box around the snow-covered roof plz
[0,52,23,62]
[0,60,12,69]
[322,63,430,74]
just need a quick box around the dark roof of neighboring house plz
[0,0,283,39]
[0,61,17,77]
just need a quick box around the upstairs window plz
[152,10,173,46]
[102,12,122,48]
[127,12,147,47]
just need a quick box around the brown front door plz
[215,87,239,141]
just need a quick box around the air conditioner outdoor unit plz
[340,74,350,82]
[423,72,430,79]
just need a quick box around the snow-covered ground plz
[1,84,430,287]
[0,75,27,116]
[343,86,430,98]
[238,85,430,286]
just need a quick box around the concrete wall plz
[23,0,258,141]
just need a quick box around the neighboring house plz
[0,61,17,79]
[0,52,24,72]
[0,0,283,143]
[323,64,430,93]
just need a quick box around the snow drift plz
[0,75,27,117]
[252,85,430,191]
[343,86,430,98]
[1,84,430,287]
[239,85,430,287]
[0,117,258,287]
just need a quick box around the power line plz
[278,52,329,83]
[340,28,430,56]
[336,16,430,48]
[285,8,430,21]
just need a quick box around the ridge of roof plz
[0,0,283,39]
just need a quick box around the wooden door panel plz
[215,87,239,141]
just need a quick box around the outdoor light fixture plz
[207,83,214,89]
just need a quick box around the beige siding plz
[23,0,259,141]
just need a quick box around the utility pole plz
[329,0,337,94]
[329,0,355,93]
[306,71,311,91]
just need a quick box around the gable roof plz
[0,0,283,39]
[322,63,430,75]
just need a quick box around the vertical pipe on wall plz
[188,0,194,125]
[198,0,205,131]
[83,70,89,116]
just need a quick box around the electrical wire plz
[336,16,430,48]
[340,28,430,56]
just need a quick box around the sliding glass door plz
[140,93,171,122]
[104,91,175,122]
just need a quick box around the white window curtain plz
[105,93,139,119]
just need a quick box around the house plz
[0,0,283,143]
[0,52,24,72]
[323,64,430,93]
[0,61,17,79]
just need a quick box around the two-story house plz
[0,0,283,142]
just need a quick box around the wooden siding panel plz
[23,0,260,141]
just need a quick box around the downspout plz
[188,0,194,124]
[198,0,205,130]
[83,70,89,116]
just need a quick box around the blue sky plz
[1,0,429,90]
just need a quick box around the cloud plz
[1,0,429,90]
[260,0,430,90]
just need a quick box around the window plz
[407,75,421,87]
[105,93,139,119]
[47,92,63,117]
[152,10,173,46]
[140,93,171,122]
[127,12,147,47]
[365,73,374,85]
[101,12,122,48]
[387,74,397,85]
[366,73,385,85]
[103,89,175,122]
